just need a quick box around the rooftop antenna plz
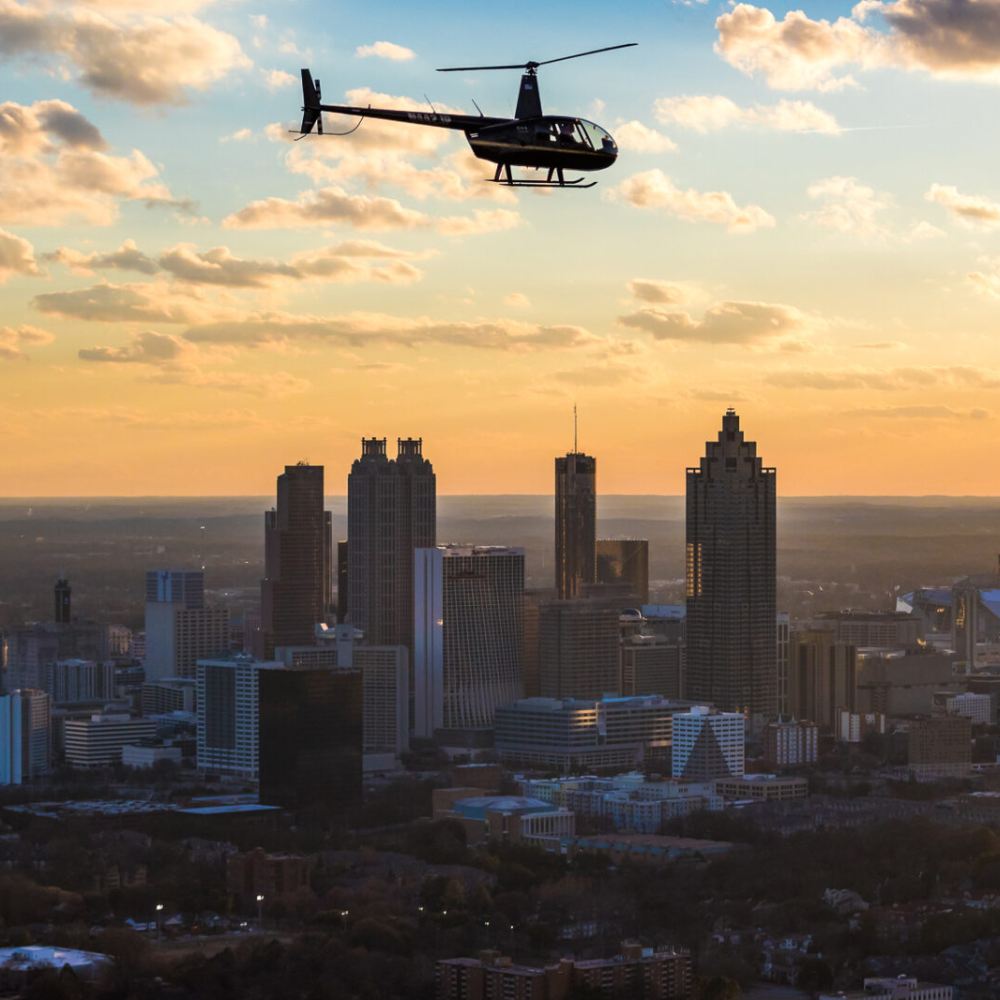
[573,404,578,453]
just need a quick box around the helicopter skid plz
[487,177,596,188]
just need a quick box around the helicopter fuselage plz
[465,116,618,173]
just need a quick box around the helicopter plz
[295,43,637,188]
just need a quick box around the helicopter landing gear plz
[488,163,597,188]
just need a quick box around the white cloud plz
[504,292,531,308]
[654,94,839,133]
[0,324,52,361]
[620,300,817,348]
[221,128,254,143]
[0,1,250,105]
[44,239,158,275]
[627,278,695,305]
[608,168,775,233]
[613,120,677,153]
[926,183,1000,229]
[262,69,296,91]
[716,0,1000,92]
[0,100,188,225]
[355,41,416,61]
[0,228,38,282]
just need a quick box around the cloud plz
[654,94,839,133]
[356,40,416,61]
[77,329,310,397]
[34,282,206,323]
[159,241,423,286]
[0,100,188,225]
[0,324,52,361]
[182,311,604,353]
[968,256,1000,298]
[0,228,38,282]
[613,121,677,153]
[44,239,159,275]
[504,292,531,308]
[78,329,192,364]
[0,1,250,105]
[221,127,254,143]
[716,0,1000,92]
[765,365,1000,390]
[436,209,522,236]
[222,185,429,231]
[627,279,694,305]
[551,363,641,387]
[262,69,295,90]
[619,300,815,348]
[803,175,941,241]
[608,168,775,233]
[847,405,990,420]
[926,183,1000,229]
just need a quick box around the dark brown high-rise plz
[686,410,776,726]
[347,438,435,648]
[555,451,596,599]
[259,463,332,657]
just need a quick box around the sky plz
[4,0,1000,496]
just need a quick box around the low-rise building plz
[226,847,311,904]
[714,774,809,802]
[432,789,575,846]
[763,719,819,766]
[63,714,156,768]
[906,715,972,780]
[838,709,887,744]
[819,976,953,1000]
[436,942,692,1000]
[121,743,183,769]
[495,696,694,773]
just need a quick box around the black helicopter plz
[295,43,636,188]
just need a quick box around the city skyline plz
[6,1,1000,495]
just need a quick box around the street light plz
[256,894,264,929]
[155,903,164,940]
[340,909,350,930]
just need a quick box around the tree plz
[699,976,741,1000]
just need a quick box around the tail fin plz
[300,68,323,135]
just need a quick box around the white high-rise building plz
[145,570,229,682]
[413,545,524,738]
[196,656,283,778]
[0,690,50,784]
[671,706,745,781]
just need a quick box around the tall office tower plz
[620,633,682,699]
[259,463,332,658]
[555,451,596,599]
[686,409,777,725]
[776,612,790,717]
[413,545,524,739]
[538,600,620,700]
[0,690,50,785]
[144,570,229,682]
[355,646,409,765]
[522,589,552,698]
[196,655,281,779]
[347,437,436,649]
[788,629,858,731]
[258,666,363,811]
[671,706,745,782]
[336,539,349,623]
[596,539,650,604]
[42,659,116,705]
[54,578,71,625]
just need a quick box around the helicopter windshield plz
[578,119,616,152]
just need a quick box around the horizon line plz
[4,493,1000,501]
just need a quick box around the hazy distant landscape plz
[2,495,999,629]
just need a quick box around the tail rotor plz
[299,68,323,136]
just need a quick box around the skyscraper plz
[538,600,620,700]
[413,545,524,739]
[686,409,777,724]
[555,451,596,600]
[0,689,50,785]
[347,437,435,648]
[144,570,229,682]
[258,666,363,812]
[596,538,650,604]
[54,577,71,625]
[260,463,332,657]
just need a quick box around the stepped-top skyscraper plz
[347,438,435,649]
[260,463,332,657]
[686,409,776,725]
[555,422,596,600]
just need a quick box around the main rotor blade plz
[437,63,528,72]
[536,42,637,66]
[436,43,637,73]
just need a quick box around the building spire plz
[573,403,578,454]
